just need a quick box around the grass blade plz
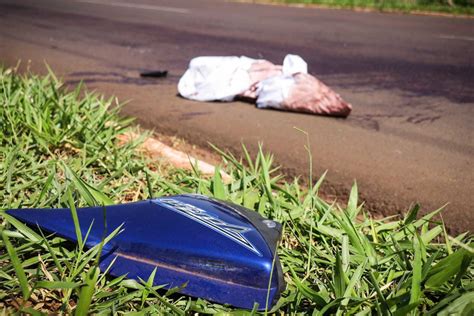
[409,234,422,306]
[67,187,83,249]
[1,230,30,299]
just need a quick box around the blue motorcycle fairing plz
[6,194,284,310]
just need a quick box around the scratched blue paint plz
[6,194,284,310]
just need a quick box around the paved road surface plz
[1,0,473,232]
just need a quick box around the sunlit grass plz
[275,0,474,15]
[1,66,473,314]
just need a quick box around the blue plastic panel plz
[6,194,284,309]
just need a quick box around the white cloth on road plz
[282,54,307,75]
[178,56,256,101]
[255,75,295,109]
[178,54,306,101]
[178,54,352,117]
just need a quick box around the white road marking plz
[73,0,190,14]
[439,34,474,42]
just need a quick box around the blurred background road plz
[1,0,473,232]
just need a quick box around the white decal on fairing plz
[155,198,261,256]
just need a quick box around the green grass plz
[273,0,474,15]
[1,66,473,314]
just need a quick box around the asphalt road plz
[1,0,473,232]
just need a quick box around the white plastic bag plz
[282,54,307,75]
[178,56,256,101]
[255,75,295,109]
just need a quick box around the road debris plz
[140,70,168,78]
[7,194,284,310]
[178,54,352,117]
[117,131,232,182]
